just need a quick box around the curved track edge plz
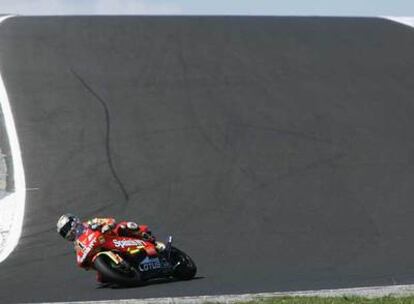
[0,15,27,263]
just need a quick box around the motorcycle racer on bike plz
[57,213,196,286]
[56,213,165,255]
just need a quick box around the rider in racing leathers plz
[56,214,165,281]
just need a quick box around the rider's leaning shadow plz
[97,276,205,289]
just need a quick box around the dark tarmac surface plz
[1,16,414,303]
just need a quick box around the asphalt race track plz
[1,16,414,303]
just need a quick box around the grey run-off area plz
[1,16,414,303]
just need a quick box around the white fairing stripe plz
[0,15,27,263]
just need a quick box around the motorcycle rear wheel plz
[93,255,142,286]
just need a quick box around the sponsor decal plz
[77,238,96,264]
[139,257,161,272]
[113,239,145,248]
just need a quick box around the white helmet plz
[57,213,81,241]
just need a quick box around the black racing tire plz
[169,246,197,280]
[93,255,142,286]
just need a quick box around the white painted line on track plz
[0,14,27,263]
[383,16,414,28]
[33,283,414,304]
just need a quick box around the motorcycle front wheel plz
[168,246,197,280]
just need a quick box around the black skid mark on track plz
[70,69,130,203]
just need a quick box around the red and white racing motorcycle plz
[76,227,197,286]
